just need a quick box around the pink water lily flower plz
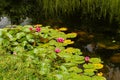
[36,27,41,32]
[85,56,90,62]
[56,37,64,43]
[55,48,61,53]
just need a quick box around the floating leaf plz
[84,69,95,76]
[92,76,106,80]
[58,27,68,31]
[69,67,83,73]
[89,58,102,63]
[66,33,77,38]
[93,63,104,69]
[83,63,94,69]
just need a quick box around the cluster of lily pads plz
[0,25,106,80]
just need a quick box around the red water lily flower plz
[36,27,41,32]
[56,37,64,43]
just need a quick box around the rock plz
[84,42,97,53]
[0,16,11,28]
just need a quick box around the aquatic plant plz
[0,25,106,80]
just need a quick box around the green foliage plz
[1,0,120,24]
[0,25,106,80]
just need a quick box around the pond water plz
[74,31,120,80]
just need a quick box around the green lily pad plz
[89,58,102,63]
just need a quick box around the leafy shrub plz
[0,25,106,80]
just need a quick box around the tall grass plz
[39,0,120,21]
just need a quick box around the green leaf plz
[12,42,19,46]
[0,38,3,45]
[39,62,50,75]
[72,55,84,61]
[69,67,83,73]
[63,63,76,67]
[92,76,106,80]
[83,63,94,69]
[43,34,48,38]
[0,29,3,37]
[48,52,57,59]
[16,32,26,39]
[55,74,63,80]
[2,39,10,46]
[60,65,67,71]
[21,41,28,46]
[13,46,24,53]
[26,34,34,39]
[6,33,14,41]
[66,33,77,38]
[33,48,39,53]
[89,58,102,63]
[49,40,57,45]
[23,25,33,28]
[84,69,95,76]
[22,27,31,32]
[26,34,35,42]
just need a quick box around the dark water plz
[83,43,120,80]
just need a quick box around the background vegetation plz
[0,0,120,25]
